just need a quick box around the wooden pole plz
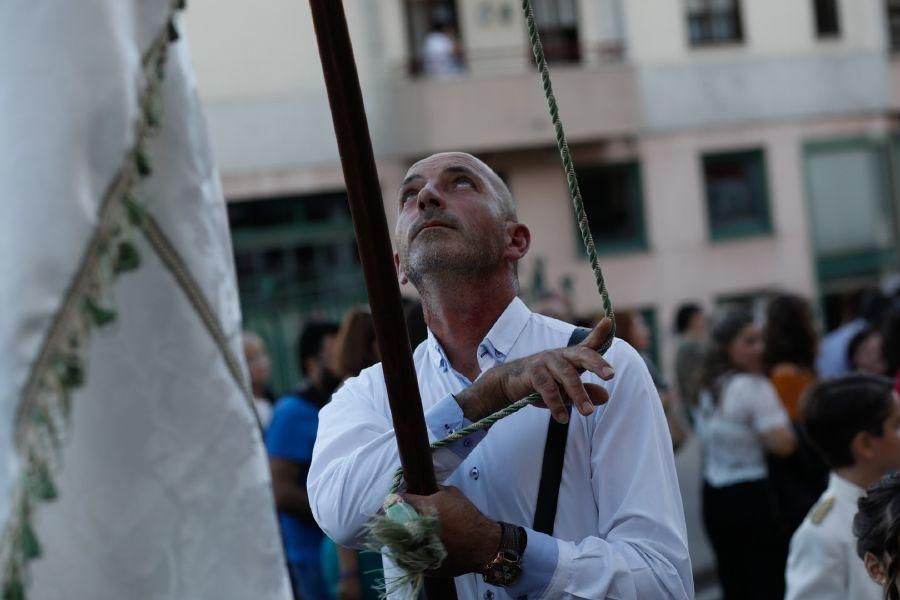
[306,1,457,598]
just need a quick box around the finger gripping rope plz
[366,1,616,596]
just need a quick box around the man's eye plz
[455,176,474,188]
[400,190,418,204]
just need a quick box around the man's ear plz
[864,552,886,586]
[505,223,530,261]
[394,252,408,285]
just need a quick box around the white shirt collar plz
[830,472,866,505]
[426,296,532,374]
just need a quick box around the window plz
[686,0,743,46]
[228,192,361,305]
[702,149,772,240]
[813,0,840,38]
[887,0,900,52]
[804,138,896,283]
[531,0,581,63]
[597,0,628,59]
[577,161,647,254]
[229,192,367,390]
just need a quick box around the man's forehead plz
[405,152,492,180]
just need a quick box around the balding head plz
[405,152,516,221]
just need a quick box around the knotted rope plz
[367,1,617,595]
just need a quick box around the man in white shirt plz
[308,152,693,598]
[786,374,900,600]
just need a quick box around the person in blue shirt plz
[266,320,341,599]
[818,288,887,379]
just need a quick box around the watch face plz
[484,551,522,586]
[500,549,520,562]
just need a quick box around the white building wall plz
[183,0,898,361]
[185,0,397,175]
[626,0,886,64]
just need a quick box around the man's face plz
[243,335,271,387]
[394,153,510,288]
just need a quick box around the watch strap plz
[481,522,527,587]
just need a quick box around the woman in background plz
[698,308,796,599]
[321,308,383,600]
[847,327,887,375]
[763,294,817,421]
[762,294,829,539]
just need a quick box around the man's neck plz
[834,465,881,491]
[419,272,517,382]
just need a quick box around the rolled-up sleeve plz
[308,366,485,547]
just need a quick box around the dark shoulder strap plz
[532,327,591,535]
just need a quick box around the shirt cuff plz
[424,394,488,459]
[504,528,559,599]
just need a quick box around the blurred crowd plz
[243,285,900,600]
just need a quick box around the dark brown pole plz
[306,2,457,598]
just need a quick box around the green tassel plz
[58,355,84,389]
[84,297,116,327]
[114,240,141,274]
[20,521,41,561]
[30,462,57,502]
[135,148,152,177]
[143,97,161,130]
[167,20,179,42]
[37,475,57,502]
[2,576,25,600]
[176,0,186,10]
[123,194,146,226]
[364,496,446,598]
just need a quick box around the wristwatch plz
[481,522,527,587]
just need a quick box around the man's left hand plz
[400,486,501,577]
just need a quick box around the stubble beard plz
[400,227,505,292]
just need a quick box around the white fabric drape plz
[0,1,291,597]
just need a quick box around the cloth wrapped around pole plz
[0,1,292,597]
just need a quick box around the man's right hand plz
[455,318,615,423]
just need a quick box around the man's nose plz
[416,183,444,211]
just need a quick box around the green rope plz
[522,0,615,347]
[370,3,619,592]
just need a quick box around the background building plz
[186,0,900,393]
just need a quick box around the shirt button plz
[483,592,494,600]
[470,466,480,480]
[463,438,472,448]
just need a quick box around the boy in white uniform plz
[786,374,900,599]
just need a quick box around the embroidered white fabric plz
[0,2,291,597]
